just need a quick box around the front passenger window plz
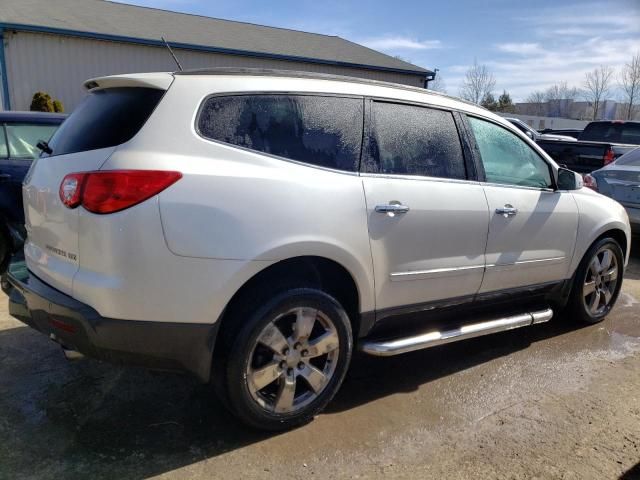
[468,116,552,189]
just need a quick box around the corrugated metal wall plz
[4,31,425,111]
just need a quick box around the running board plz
[360,308,553,357]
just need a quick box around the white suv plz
[7,69,631,430]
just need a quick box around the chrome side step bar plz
[360,308,553,357]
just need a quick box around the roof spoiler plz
[84,73,174,92]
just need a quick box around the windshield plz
[44,87,164,157]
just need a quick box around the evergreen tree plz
[481,92,498,111]
[497,90,514,112]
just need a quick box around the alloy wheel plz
[582,246,619,316]
[246,307,340,414]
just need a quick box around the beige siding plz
[4,31,426,111]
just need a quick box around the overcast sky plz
[111,0,640,101]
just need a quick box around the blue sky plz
[112,0,639,100]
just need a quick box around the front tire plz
[222,288,353,431]
[568,237,624,324]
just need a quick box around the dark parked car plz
[0,111,66,270]
[537,121,640,174]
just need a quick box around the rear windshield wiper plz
[36,140,52,155]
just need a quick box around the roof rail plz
[173,67,472,106]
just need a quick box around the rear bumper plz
[5,260,218,382]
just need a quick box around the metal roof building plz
[0,0,434,111]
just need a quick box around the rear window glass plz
[6,124,58,159]
[580,122,640,145]
[197,95,363,171]
[45,87,164,157]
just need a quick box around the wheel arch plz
[214,255,371,360]
[570,220,631,276]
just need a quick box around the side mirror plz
[557,167,583,190]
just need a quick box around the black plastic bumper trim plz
[7,264,218,382]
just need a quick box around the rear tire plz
[217,287,352,431]
[568,237,624,324]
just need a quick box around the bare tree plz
[459,60,496,104]
[620,52,640,120]
[583,65,615,120]
[429,74,447,94]
[525,90,547,115]
[544,81,579,102]
[543,81,579,117]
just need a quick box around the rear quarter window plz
[45,87,164,157]
[197,94,364,171]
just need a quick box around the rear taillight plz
[583,174,598,191]
[603,147,615,165]
[59,172,86,208]
[60,170,182,214]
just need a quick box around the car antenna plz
[161,36,183,71]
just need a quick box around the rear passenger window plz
[367,102,466,179]
[197,95,363,171]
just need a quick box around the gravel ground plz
[0,245,638,480]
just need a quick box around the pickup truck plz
[536,121,640,174]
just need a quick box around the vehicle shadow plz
[0,310,597,480]
[620,462,640,480]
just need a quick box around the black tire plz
[218,288,352,431]
[568,237,624,324]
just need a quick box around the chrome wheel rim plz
[247,307,340,414]
[583,246,619,316]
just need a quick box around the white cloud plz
[448,3,640,101]
[495,43,542,55]
[360,37,443,51]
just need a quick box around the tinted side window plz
[198,95,363,171]
[468,116,552,189]
[368,102,466,179]
[6,124,58,159]
[620,124,640,144]
[46,87,164,157]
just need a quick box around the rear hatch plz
[23,76,170,294]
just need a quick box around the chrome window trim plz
[360,171,482,186]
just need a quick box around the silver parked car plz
[589,147,640,233]
[7,69,631,430]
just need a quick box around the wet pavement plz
[1,245,639,479]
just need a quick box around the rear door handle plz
[0,174,11,182]
[495,205,518,217]
[375,203,410,215]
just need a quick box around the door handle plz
[495,205,518,218]
[0,174,11,182]
[375,203,410,216]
